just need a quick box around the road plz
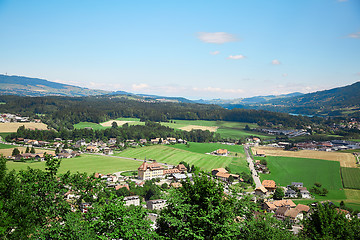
[244,144,262,188]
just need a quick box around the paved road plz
[244,144,262,188]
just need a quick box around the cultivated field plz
[253,146,356,168]
[341,167,360,189]
[0,147,55,157]
[344,189,360,210]
[6,154,141,174]
[115,145,249,172]
[0,122,48,132]
[179,125,218,132]
[259,155,345,200]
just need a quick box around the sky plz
[0,0,359,99]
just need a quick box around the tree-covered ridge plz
[6,122,220,143]
[0,95,316,130]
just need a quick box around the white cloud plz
[347,32,360,39]
[227,55,246,60]
[282,73,288,77]
[197,32,238,44]
[132,83,149,91]
[210,51,220,55]
[272,59,281,65]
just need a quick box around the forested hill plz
[0,95,316,130]
[266,81,360,117]
[0,74,109,96]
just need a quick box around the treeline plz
[6,122,221,143]
[0,95,316,130]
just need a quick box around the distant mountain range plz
[1,74,359,117]
[0,74,108,97]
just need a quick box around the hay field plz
[179,125,218,132]
[0,122,48,132]
[0,147,55,157]
[253,146,356,168]
[100,120,134,127]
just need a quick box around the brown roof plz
[138,161,164,171]
[262,180,276,189]
[216,172,231,178]
[256,150,265,155]
[170,182,182,188]
[273,200,296,208]
[264,201,276,210]
[115,184,129,191]
[285,208,301,219]
[212,168,227,173]
[335,208,350,215]
[163,168,181,174]
[295,204,310,213]
[255,186,268,193]
[216,149,228,154]
[176,164,187,171]
[275,206,289,216]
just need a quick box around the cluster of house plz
[256,128,310,138]
[137,161,189,181]
[246,137,261,146]
[332,118,360,131]
[255,180,311,199]
[284,182,311,199]
[267,140,360,152]
[262,199,310,223]
[0,113,39,123]
[254,160,269,174]
[211,168,242,183]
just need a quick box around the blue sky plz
[0,0,359,99]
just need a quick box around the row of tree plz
[6,122,221,143]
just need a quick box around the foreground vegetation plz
[1,156,359,239]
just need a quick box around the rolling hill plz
[0,74,109,96]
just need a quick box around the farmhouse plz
[255,150,266,157]
[262,180,277,193]
[86,145,99,153]
[138,161,165,180]
[214,149,228,156]
[211,168,239,182]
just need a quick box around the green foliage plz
[30,146,35,154]
[25,146,29,153]
[301,203,360,239]
[11,148,20,156]
[273,187,285,200]
[157,173,259,239]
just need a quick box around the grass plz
[169,142,245,155]
[341,167,360,189]
[0,132,14,139]
[259,156,345,200]
[0,143,15,149]
[115,144,249,172]
[6,154,141,174]
[73,122,108,130]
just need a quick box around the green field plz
[169,142,245,155]
[259,156,345,200]
[73,122,108,130]
[74,118,271,140]
[0,143,15,149]
[115,144,249,172]
[6,154,141,174]
[341,167,360,189]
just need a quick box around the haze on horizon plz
[0,0,359,99]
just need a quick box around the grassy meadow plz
[6,154,141,174]
[259,155,345,200]
[115,144,249,172]
[341,167,360,189]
